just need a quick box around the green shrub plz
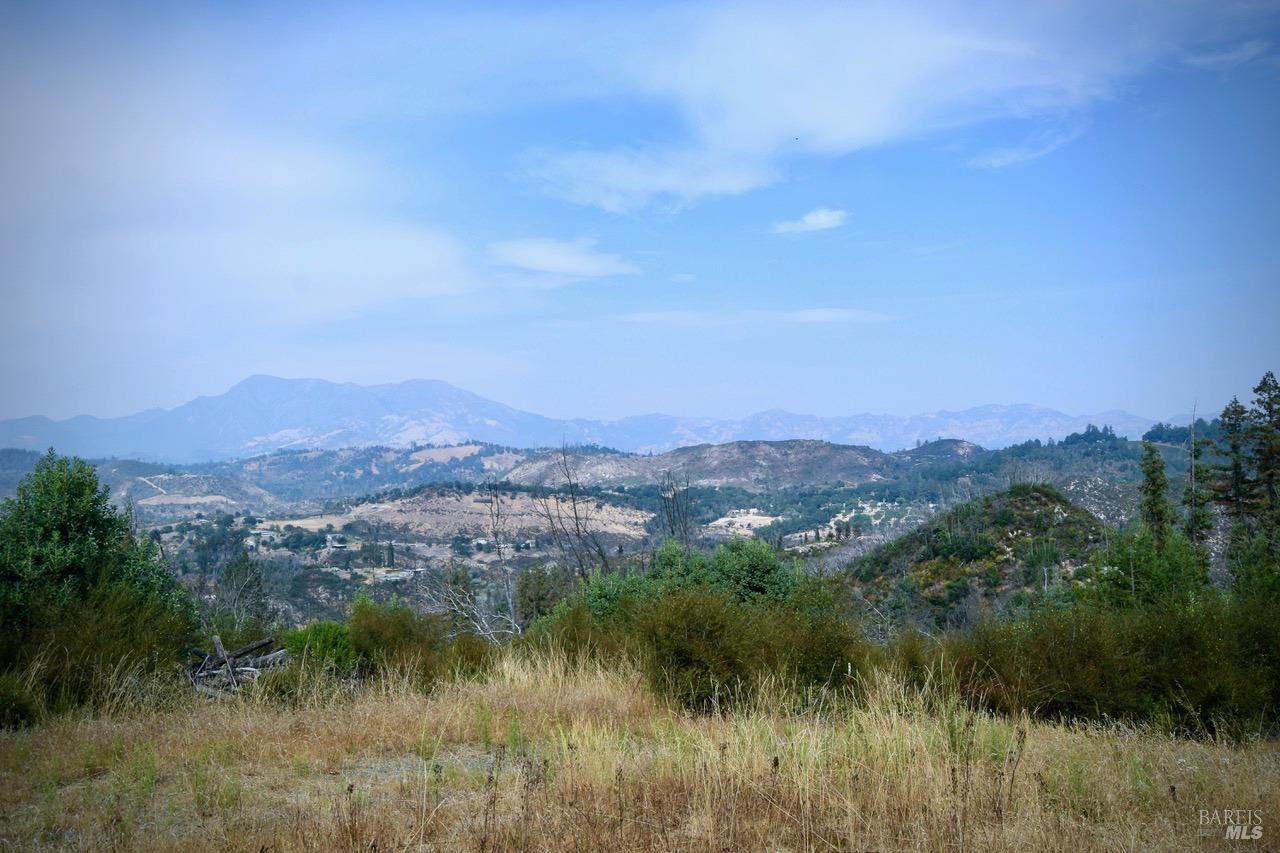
[22,577,192,712]
[442,631,497,678]
[579,570,662,622]
[631,586,866,711]
[347,594,450,683]
[515,563,576,624]
[577,538,797,625]
[882,628,946,690]
[753,604,867,690]
[947,597,1275,736]
[1078,527,1208,608]
[634,587,755,710]
[521,599,634,662]
[708,538,795,602]
[1230,593,1280,716]
[283,621,358,673]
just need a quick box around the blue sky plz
[2,1,1278,422]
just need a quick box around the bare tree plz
[413,482,525,642]
[532,444,612,578]
[206,550,273,638]
[485,479,519,634]
[418,558,521,642]
[659,469,694,551]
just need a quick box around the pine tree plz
[1249,371,1280,527]
[1139,441,1173,551]
[1213,397,1254,525]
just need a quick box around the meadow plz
[1,649,1274,851]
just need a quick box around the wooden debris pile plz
[189,636,287,697]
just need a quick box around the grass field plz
[1,651,1275,851]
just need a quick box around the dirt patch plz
[139,494,234,506]
[272,491,652,541]
[705,508,780,538]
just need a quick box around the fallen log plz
[227,637,276,660]
[201,637,277,671]
[240,649,287,669]
[211,635,237,690]
[190,638,289,697]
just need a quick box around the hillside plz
[847,484,1108,629]
[503,439,898,490]
[0,449,41,498]
[0,440,942,517]
[0,375,1156,461]
[0,433,1171,536]
[17,445,533,521]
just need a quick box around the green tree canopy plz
[1138,441,1173,551]
[0,451,194,660]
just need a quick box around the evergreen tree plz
[1139,441,1173,550]
[0,451,195,694]
[0,450,192,630]
[0,451,131,621]
[1249,371,1280,528]
[1213,397,1254,525]
[1085,526,1206,608]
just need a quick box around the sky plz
[2,1,1279,423]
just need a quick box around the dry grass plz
[1,651,1276,851]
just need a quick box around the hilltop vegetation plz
[849,484,1107,628]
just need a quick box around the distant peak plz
[230,374,311,390]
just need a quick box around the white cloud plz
[532,146,773,213]
[773,207,848,234]
[527,3,1268,209]
[1183,39,1271,70]
[968,124,1085,169]
[489,238,639,278]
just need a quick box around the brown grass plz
[1,650,1275,851]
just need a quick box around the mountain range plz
[0,375,1158,463]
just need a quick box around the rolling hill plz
[1,431,1171,531]
[847,484,1108,629]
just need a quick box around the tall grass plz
[0,646,1273,851]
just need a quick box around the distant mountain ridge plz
[0,375,1157,463]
